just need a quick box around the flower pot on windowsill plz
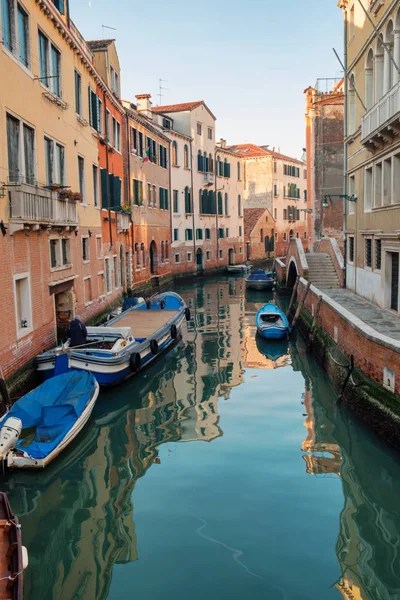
[58,189,74,201]
[71,192,83,203]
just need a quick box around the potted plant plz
[71,192,83,202]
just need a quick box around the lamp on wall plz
[0,221,7,236]
[88,230,92,237]
[323,194,358,207]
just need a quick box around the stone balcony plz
[361,81,400,148]
[116,211,131,233]
[7,183,79,235]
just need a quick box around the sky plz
[70,0,344,159]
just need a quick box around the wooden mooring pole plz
[291,281,311,329]
[307,295,323,350]
[287,276,300,319]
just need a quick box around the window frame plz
[74,69,82,116]
[78,154,85,204]
[82,235,90,263]
[6,112,36,185]
[13,271,33,339]
[44,135,65,187]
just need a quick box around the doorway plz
[196,248,203,271]
[228,248,235,265]
[55,289,75,339]
[391,252,399,311]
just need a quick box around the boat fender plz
[129,352,141,373]
[150,339,159,355]
[160,299,165,309]
[170,324,178,339]
[185,308,191,321]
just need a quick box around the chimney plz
[135,94,153,120]
[218,138,226,149]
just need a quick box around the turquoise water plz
[3,276,400,600]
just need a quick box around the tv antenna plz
[158,78,169,105]
[102,25,116,38]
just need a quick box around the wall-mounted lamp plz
[323,194,358,207]
[88,230,92,237]
[0,221,7,236]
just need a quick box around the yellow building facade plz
[339,0,400,311]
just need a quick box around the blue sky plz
[70,0,344,159]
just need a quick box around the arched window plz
[217,191,223,215]
[260,228,263,243]
[135,243,140,268]
[238,194,242,216]
[172,141,178,166]
[349,73,356,135]
[141,243,145,267]
[385,21,394,93]
[224,193,229,216]
[365,48,374,110]
[197,150,203,172]
[237,161,241,180]
[165,242,169,260]
[204,151,208,173]
[289,229,294,238]
[375,36,384,102]
[217,156,222,177]
[224,158,228,177]
[185,186,192,213]
[184,144,189,168]
[395,10,400,86]
[209,153,213,173]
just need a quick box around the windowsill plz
[83,259,90,264]
[84,301,93,307]
[50,264,72,273]
[372,204,400,211]
[76,115,88,127]
[106,291,113,296]
[184,167,191,171]
[2,46,34,79]
[172,164,180,169]
[99,294,106,300]
[16,326,33,340]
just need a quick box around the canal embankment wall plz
[292,277,400,450]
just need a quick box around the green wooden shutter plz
[165,189,168,210]
[100,168,108,208]
[114,177,121,209]
[109,174,115,207]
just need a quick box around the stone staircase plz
[306,253,340,289]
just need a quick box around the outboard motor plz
[0,417,22,460]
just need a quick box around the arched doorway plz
[150,241,157,275]
[289,229,294,239]
[265,236,270,257]
[228,248,235,265]
[196,248,203,271]
[287,260,298,287]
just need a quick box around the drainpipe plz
[126,111,134,289]
[190,140,196,268]
[168,140,173,250]
[343,10,348,289]
[104,90,113,250]
[215,149,219,266]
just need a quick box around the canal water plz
[2,276,400,600]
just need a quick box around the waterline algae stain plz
[2,277,400,600]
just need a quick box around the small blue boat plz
[36,292,189,386]
[0,371,99,469]
[245,270,275,291]
[256,303,290,340]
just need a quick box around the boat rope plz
[0,570,23,581]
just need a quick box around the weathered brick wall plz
[243,158,273,212]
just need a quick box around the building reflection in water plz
[292,340,400,600]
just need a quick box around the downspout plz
[126,111,134,290]
[168,140,173,254]
[343,9,348,289]
[215,149,219,266]
[190,140,196,268]
[104,90,113,250]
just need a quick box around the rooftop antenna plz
[158,78,169,106]
[102,25,116,38]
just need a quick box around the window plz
[82,237,90,262]
[135,243,140,268]
[78,156,85,202]
[348,236,354,263]
[208,127,213,140]
[184,186,192,213]
[274,208,277,220]
[96,236,102,257]
[197,123,202,135]
[50,239,58,268]
[112,117,121,151]
[224,159,231,178]
[89,88,102,132]
[39,31,61,96]
[93,165,99,207]
[52,0,64,13]
[198,150,204,172]
[2,1,30,67]
[274,162,277,173]
[187,252,192,262]
[283,208,287,220]
[383,158,392,206]
[175,253,180,263]
[304,190,307,202]
[105,258,111,293]
[374,162,382,208]
[184,144,189,168]
[141,244,145,268]
[374,238,382,270]
[174,228,179,241]
[364,166,372,211]
[284,164,300,177]
[44,137,65,186]
[14,274,32,335]
[159,187,169,210]
[84,277,92,304]
[206,251,211,260]
[218,228,224,239]
[365,238,372,268]
[152,185,156,207]
[113,256,118,287]
[283,232,287,241]
[205,228,211,240]
[275,232,278,241]
[349,3,354,38]
[226,228,229,238]
[163,117,172,129]
[106,110,111,141]
[17,4,29,66]
[74,70,82,116]
[238,195,242,216]
[274,184,278,197]
[110,65,119,95]
[185,229,193,241]
[6,114,35,184]
[348,175,355,215]
[98,272,105,296]
[161,241,165,262]
[219,250,223,259]
[173,190,179,213]
[61,238,70,265]
[196,228,203,240]
[133,179,143,205]
[2,0,13,52]
[239,225,242,236]
[224,193,229,216]
[172,141,178,166]
[218,192,223,215]
[147,183,152,207]
[304,232,307,240]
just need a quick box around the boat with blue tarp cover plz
[245,269,275,290]
[36,292,190,386]
[256,303,290,340]
[0,371,99,469]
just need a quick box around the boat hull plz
[256,326,288,340]
[246,279,275,291]
[6,380,100,469]
[227,265,249,274]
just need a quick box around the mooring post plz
[307,295,323,350]
[291,281,311,329]
[287,276,300,319]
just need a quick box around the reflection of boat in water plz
[226,264,250,274]
[0,492,28,600]
[255,335,290,363]
[245,269,275,291]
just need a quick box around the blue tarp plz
[248,270,273,281]
[0,371,96,459]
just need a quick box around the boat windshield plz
[260,314,281,324]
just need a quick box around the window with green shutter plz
[218,228,224,239]
[185,229,193,241]
[196,228,203,240]
[205,228,211,240]
[217,192,223,215]
[185,187,192,213]
[101,168,109,208]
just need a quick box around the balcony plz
[116,211,131,233]
[8,183,78,235]
[361,82,400,147]
[203,173,214,185]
